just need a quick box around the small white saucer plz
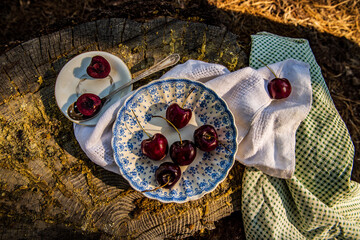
[55,51,132,126]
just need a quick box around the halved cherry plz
[86,55,111,79]
[75,93,102,117]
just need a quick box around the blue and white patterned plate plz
[112,78,238,203]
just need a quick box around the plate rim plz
[54,51,132,126]
[112,77,238,203]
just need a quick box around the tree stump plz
[0,17,248,239]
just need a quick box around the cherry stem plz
[256,58,278,78]
[181,87,195,108]
[124,115,133,134]
[152,115,182,144]
[142,175,170,193]
[219,142,231,153]
[204,132,215,139]
[131,109,151,138]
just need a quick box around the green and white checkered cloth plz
[242,32,360,239]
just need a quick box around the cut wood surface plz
[0,17,247,239]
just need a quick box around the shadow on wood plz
[1,9,359,239]
[0,17,247,239]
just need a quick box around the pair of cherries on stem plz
[141,113,196,192]
[165,88,219,154]
[132,88,196,162]
[136,113,199,167]
[131,110,191,190]
[157,88,219,163]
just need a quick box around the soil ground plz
[1,0,359,239]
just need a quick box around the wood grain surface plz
[0,17,248,239]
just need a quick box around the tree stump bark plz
[0,17,248,239]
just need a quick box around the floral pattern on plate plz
[112,78,238,203]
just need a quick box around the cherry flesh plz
[75,93,102,117]
[155,162,181,189]
[141,133,168,161]
[166,103,192,129]
[194,125,219,152]
[86,55,111,79]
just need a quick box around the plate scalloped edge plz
[112,78,238,203]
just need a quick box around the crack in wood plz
[2,67,20,94]
[0,18,246,239]
[20,44,41,77]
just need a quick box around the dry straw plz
[208,0,360,43]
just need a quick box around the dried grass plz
[208,0,360,44]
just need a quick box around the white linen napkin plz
[74,59,312,179]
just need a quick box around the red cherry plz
[130,110,169,161]
[75,93,102,117]
[256,58,292,100]
[86,55,111,78]
[155,162,181,189]
[268,78,292,99]
[166,103,192,129]
[194,125,219,152]
[141,133,168,161]
[170,140,197,166]
[166,88,195,129]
